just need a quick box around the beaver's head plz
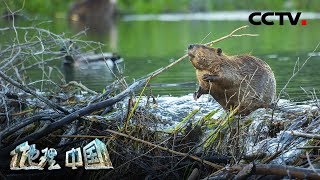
[187,44,222,70]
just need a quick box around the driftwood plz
[0,78,147,155]
[0,70,69,114]
[288,130,320,140]
[205,163,320,180]
[233,163,254,180]
[230,163,320,179]
[0,113,61,144]
[105,129,224,169]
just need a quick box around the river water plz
[1,12,320,101]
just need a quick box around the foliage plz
[2,0,320,17]
[117,0,320,14]
[1,0,73,17]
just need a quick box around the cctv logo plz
[249,12,307,26]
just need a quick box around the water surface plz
[1,12,320,101]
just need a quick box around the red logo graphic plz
[249,12,307,26]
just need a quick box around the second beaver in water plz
[188,44,276,115]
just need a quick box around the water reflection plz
[62,0,121,86]
[1,11,319,100]
[62,60,124,88]
[67,0,118,50]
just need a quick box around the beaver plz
[188,44,276,115]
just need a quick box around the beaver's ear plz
[217,48,222,56]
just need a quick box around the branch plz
[149,25,258,79]
[0,114,61,144]
[262,142,292,164]
[287,131,320,140]
[275,42,320,103]
[0,70,69,114]
[1,47,21,70]
[51,135,110,139]
[253,164,320,179]
[206,25,258,46]
[0,78,147,154]
[105,129,224,169]
[60,81,98,95]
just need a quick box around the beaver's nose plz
[188,44,195,50]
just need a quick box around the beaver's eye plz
[217,48,222,56]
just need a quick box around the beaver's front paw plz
[193,91,198,101]
[202,74,217,82]
[193,86,208,100]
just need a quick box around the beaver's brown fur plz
[188,44,276,115]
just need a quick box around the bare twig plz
[276,42,320,102]
[230,164,320,179]
[1,47,21,70]
[262,141,292,164]
[60,81,98,95]
[0,114,61,144]
[149,25,258,79]
[287,131,320,140]
[306,152,320,176]
[206,25,258,46]
[105,129,224,169]
[0,70,69,114]
[296,146,320,149]
[52,134,110,139]
[0,78,147,154]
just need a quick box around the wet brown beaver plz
[188,44,276,115]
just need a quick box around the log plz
[0,114,61,145]
[0,79,147,156]
[288,130,320,140]
[231,164,320,179]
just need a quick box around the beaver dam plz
[0,26,320,179]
